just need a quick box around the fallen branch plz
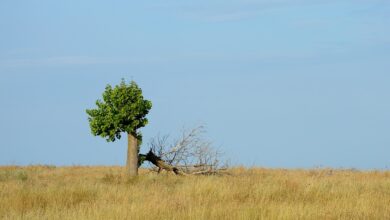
[139,150,187,176]
[140,126,229,176]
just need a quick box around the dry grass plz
[0,166,389,220]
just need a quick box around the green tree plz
[86,79,152,176]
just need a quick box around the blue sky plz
[0,1,389,169]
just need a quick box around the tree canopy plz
[86,79,152,142]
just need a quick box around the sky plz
[0,0,389,169]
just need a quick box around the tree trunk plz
[126,133,138,176]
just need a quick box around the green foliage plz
[138,154,147,167]
[86,79,152,142]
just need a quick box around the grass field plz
[0,166,389,219]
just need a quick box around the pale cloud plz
[0,56,153,68]
[0,50,321,69]
[151,0,388,22]
[151,0,324,22]
[0,54,208,68]
[0,56,130,68]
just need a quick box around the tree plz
[86,79,152,176]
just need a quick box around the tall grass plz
[0,166,389,219]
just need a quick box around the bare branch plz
[143,125,228,175]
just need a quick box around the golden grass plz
[0,166,389,220]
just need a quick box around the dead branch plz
[142,126,229,175]
[139,150,187,176]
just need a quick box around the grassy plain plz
[0,166,389,219]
